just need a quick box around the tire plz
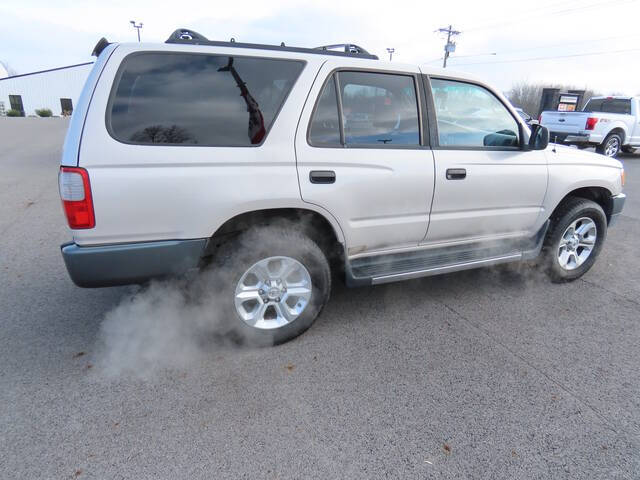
[212,225,331,346]
[596,133,622,157]
[540,197,607,283]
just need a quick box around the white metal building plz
[0,62,93,116]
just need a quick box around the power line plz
[450,47,640,66]
[463,0,636,33]
[461,0,586,29]
[434,32,640,64]
[423,52,495,64]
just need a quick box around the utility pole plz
[386,48,395,61]
[130,20,143,42]
[437,25,460,68]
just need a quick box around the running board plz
[345,221,549,287]
[370,252,522,284]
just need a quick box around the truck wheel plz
[213,226,331,346]
[541,197,607,283]
[596,133,622,157]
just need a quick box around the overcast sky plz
[1,0,639,95]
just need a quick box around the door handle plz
[310,170,336,184]
[446,168,466,180]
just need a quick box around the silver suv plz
[59,29,626,344]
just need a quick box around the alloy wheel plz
[557,217,597,270]
[604,137,620,157]
[234,256,312,329]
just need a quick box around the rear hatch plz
[540,111,589,134]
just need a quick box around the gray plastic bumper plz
[61,238,207,288]
[608,193,626,227]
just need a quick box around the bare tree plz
[507,81,602,118]
[507,81,544,118]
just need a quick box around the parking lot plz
[1,117,639,479]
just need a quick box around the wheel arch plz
[605,126,627,143]
[204,207,346,267]
[551,186,615,224]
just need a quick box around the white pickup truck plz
[540,96,640,157]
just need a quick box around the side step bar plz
[370,252,522,285]
[346,221,549,287]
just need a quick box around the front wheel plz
[213,226,331,346]
[540,197,607,283]
[596,133,622,157]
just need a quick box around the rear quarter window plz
[107,52,305,146]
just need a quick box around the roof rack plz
[165,28,378,60]
[315,44,372,55]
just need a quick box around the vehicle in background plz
[540,96,640,157]
[58,29,626,345]
[515,107,533,125]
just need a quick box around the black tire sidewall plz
[545,200,607,282]
[214,227,331,346]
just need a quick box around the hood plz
[548,144,623,170]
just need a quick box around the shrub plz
[35,108,53,117]
[6,109,21,117]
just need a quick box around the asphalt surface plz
[1,117,639,479]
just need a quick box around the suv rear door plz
[423,75,548,245]
[295,61,435,255]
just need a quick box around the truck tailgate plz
[540,111,588,134]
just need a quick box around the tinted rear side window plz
[600,99,631,114]
[584,98,631,114]
[109,53,304,146]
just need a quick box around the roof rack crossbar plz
[315,44,372,55]
[164,28,378,60]
[166,28,209,43]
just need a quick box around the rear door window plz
[584,98,631,114]
[600,99,631,114]
[108,52,304,146]
[338,71,420,146]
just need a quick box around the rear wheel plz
[596,133,622,157]
[213,225,331,346]
[540,197,607,282]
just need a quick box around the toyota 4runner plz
[59,29,626,344]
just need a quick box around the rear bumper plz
[608,193,626,227]
[61,238,207,288]
[550,132,593,144]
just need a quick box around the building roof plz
[0,62,93,82]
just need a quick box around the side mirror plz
[528,123,549,150]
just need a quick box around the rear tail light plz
[585,117,599,130]
[59,167,95,229]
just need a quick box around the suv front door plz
[423,76,547,246]
[295,63,435,256]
